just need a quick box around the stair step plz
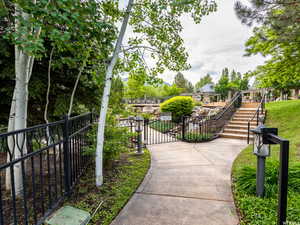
[220,133,253,140]
[238,108,258,111]
[225,124,256,130]
[233,114,257,118]
[241,103,260,108]
[232,118,257,122]
[229,121,258,126]
[234,113,257,117]
[223,129,249,135]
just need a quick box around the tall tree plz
[215,68,230,100]
[195,73,213,90]
[1,0,117,193]
[235,0,300,91]
[95,0,217,186]
[174,72,188,90]
[174,72,194,93]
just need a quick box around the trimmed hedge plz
[160,96,194,122]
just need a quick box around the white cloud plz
[157,0,265,85]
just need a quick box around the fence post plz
[144,119,149,145]
[63,115,71,196]
[182,116,186,141]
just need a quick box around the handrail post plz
[247,122,250,144]
[277,140,289,225]
[182,116,186,141]
[63,115,71,196]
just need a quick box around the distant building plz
[196,84,220,103]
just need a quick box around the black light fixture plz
[251,124,270,158]
[135,116,144,155]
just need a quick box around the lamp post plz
[250,123,270,197]
[135,116,144,155]
[250,119,289,225]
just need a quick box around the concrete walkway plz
[111,138,247,225]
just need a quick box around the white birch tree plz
[95,0,217,186]
[96,0,135,186]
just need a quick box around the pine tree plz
[195,73,213,90]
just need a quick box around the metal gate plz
[143,116,215,145]
[143,119,180,145]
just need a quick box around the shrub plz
[140,112,153,120]
[194,101,202,107]
[85,114,134,165]
[160,96,194,122]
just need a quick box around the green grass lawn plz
[66,150,151,225]
[232,100,300,225]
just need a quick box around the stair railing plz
[247,94,266,144]
[210,91,242,135]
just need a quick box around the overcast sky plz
[122,0,265,85]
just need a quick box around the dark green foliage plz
[235,161,300,197]
[160,96,194,122]
[215,68,249,100]
[234,161,300,224]
[174,72,194,93]
[177,132,213,142]
[215,68,230,100]
[235,1,300,91]
[67,150,151,225]
[85,114,134,164]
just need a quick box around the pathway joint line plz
[135,191,234,203]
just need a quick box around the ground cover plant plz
[66,150,150,225]
[232,100,300,225]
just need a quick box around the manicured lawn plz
[66,150,150,225]
[232,100,300,225]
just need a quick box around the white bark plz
[95,0,134,186]
[5,4,36,193]
[44,47,55,124]
[13,49,31,195]
[67,58,88,117]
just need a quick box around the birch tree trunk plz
[5,5,35,194]
[95,0,134,186]
[67,58,88,117]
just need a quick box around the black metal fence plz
[0,113,96,225]
[141,92,242,145]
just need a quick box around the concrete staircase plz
[220,103,260,140]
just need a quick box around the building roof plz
[198,83,215,93]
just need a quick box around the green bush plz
[194,101,202,107]
[85,114,134,165]
[140,112,153,120]
[160,96,194,122]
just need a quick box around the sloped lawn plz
[232,100,300,225]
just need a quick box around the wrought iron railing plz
[209,91,242,135]
[247,94,266,144]
[0,113,96,225]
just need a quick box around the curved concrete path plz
[111,138,247,225]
